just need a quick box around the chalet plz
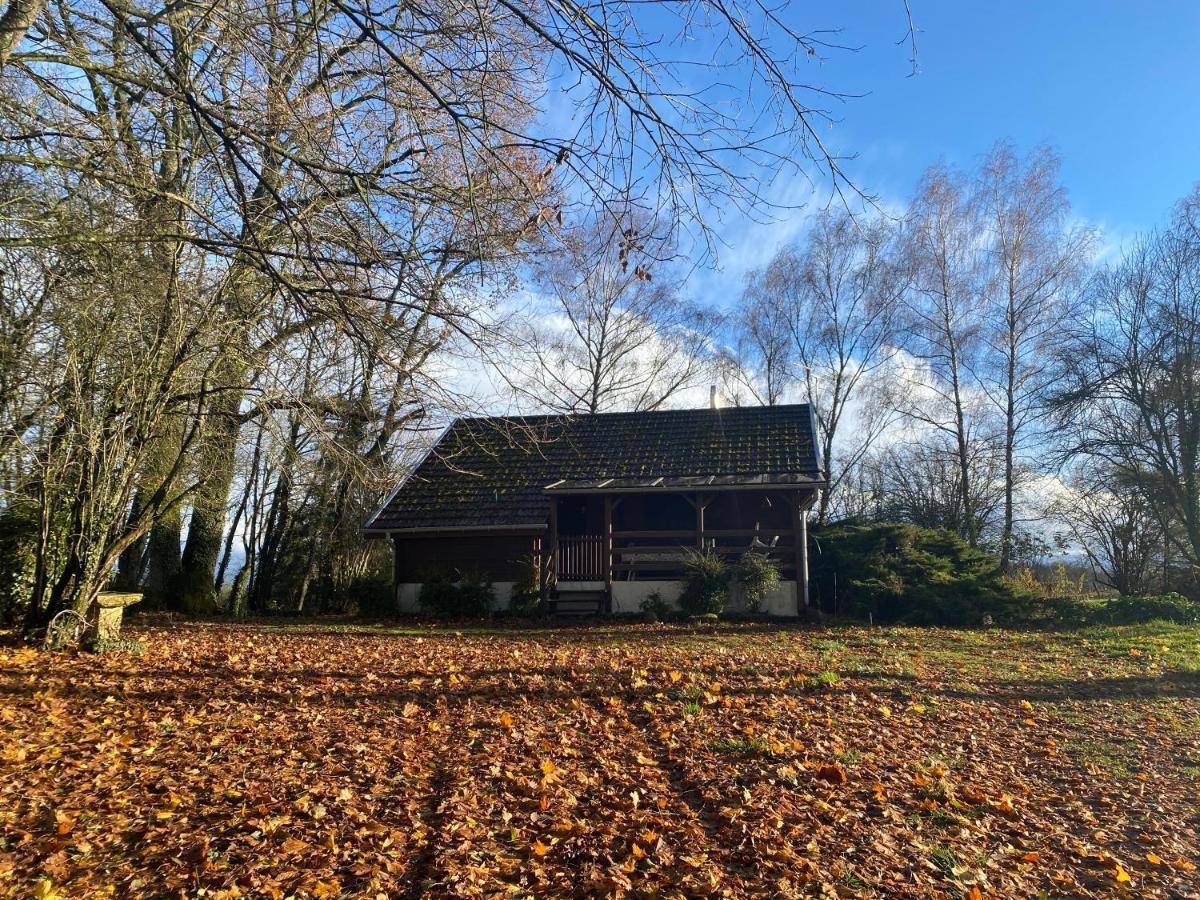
[364,403,826,616]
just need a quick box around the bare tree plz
[752,209,906,523]
[513,216,720,414]
[863,436,1004,537]
[1053,188,1200,594]
[901,164,994,547]
[1053,472,1164,596]
[721,265,797,407]
[976,143,1094,570]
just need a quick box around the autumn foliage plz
[1,621,1197,897]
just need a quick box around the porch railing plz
[556,533,606,581]
[554,529,796,582]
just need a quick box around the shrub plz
[1103,592,1200,625]
[352,573,398,618]
[0,501,38,626]
[508,555,544,617]
[679,547,730,616]
[808,523,1033,626]
[640,589,673,622]
[1032,592,1200,627]
[419,570,495,618]
[736,551,780,613]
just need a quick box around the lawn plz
[1,621,1198,898]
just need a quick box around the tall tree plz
[728,209,905,522]
[1053,187,1200,595]
[786,209,906,523]
[722,265,796,407]
[901,164,993,547]
[975,143,1093,570]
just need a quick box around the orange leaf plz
[531,839,550,857]
[815,763,848,784]
[962,785,986,804]
[499,712,513,728]
[1145,852,1163,866]
[992,795,1018,817]
[54,811,75,836]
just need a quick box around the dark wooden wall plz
[392,533,537,582]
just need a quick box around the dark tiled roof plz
[365,404,823,531]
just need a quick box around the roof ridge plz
[453,402,814,427]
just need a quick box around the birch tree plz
[976,143,1093,570]
[902,165,993,548]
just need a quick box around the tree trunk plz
[999,311,1018,571]
[177,395,241,615]
[0,0,46,68]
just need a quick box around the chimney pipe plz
[709,385,718,409]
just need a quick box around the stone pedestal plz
[92,592,143,641]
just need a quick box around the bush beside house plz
[808,523,1031,626]
[808,522,1200,627]
[418,571,495,618]
[678,547,731,616]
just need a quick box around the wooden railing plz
[555,529,796,580]
[556,534,606,580]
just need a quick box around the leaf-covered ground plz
[1,621,1198,898]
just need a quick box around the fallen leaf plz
[815,763,848,784]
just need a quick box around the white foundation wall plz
[396,579,801,616]
[610,580,799,616]
[727,581,799,617]
[396,581,517,613]
[609,581,683,614]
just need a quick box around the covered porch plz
[540,476,819,615]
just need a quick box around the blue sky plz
[688,1,1200,299]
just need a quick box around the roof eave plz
[543,478,827,495]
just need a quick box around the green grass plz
[710,736,773,756]
[929,845,959,877]
[1064,739,1134,777]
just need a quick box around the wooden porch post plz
[798,493,810,611]
[546,496,559,597]
[391,535,401,609]
[603,495,613,610]
[791,491,811,613]
[695,493,705,549]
